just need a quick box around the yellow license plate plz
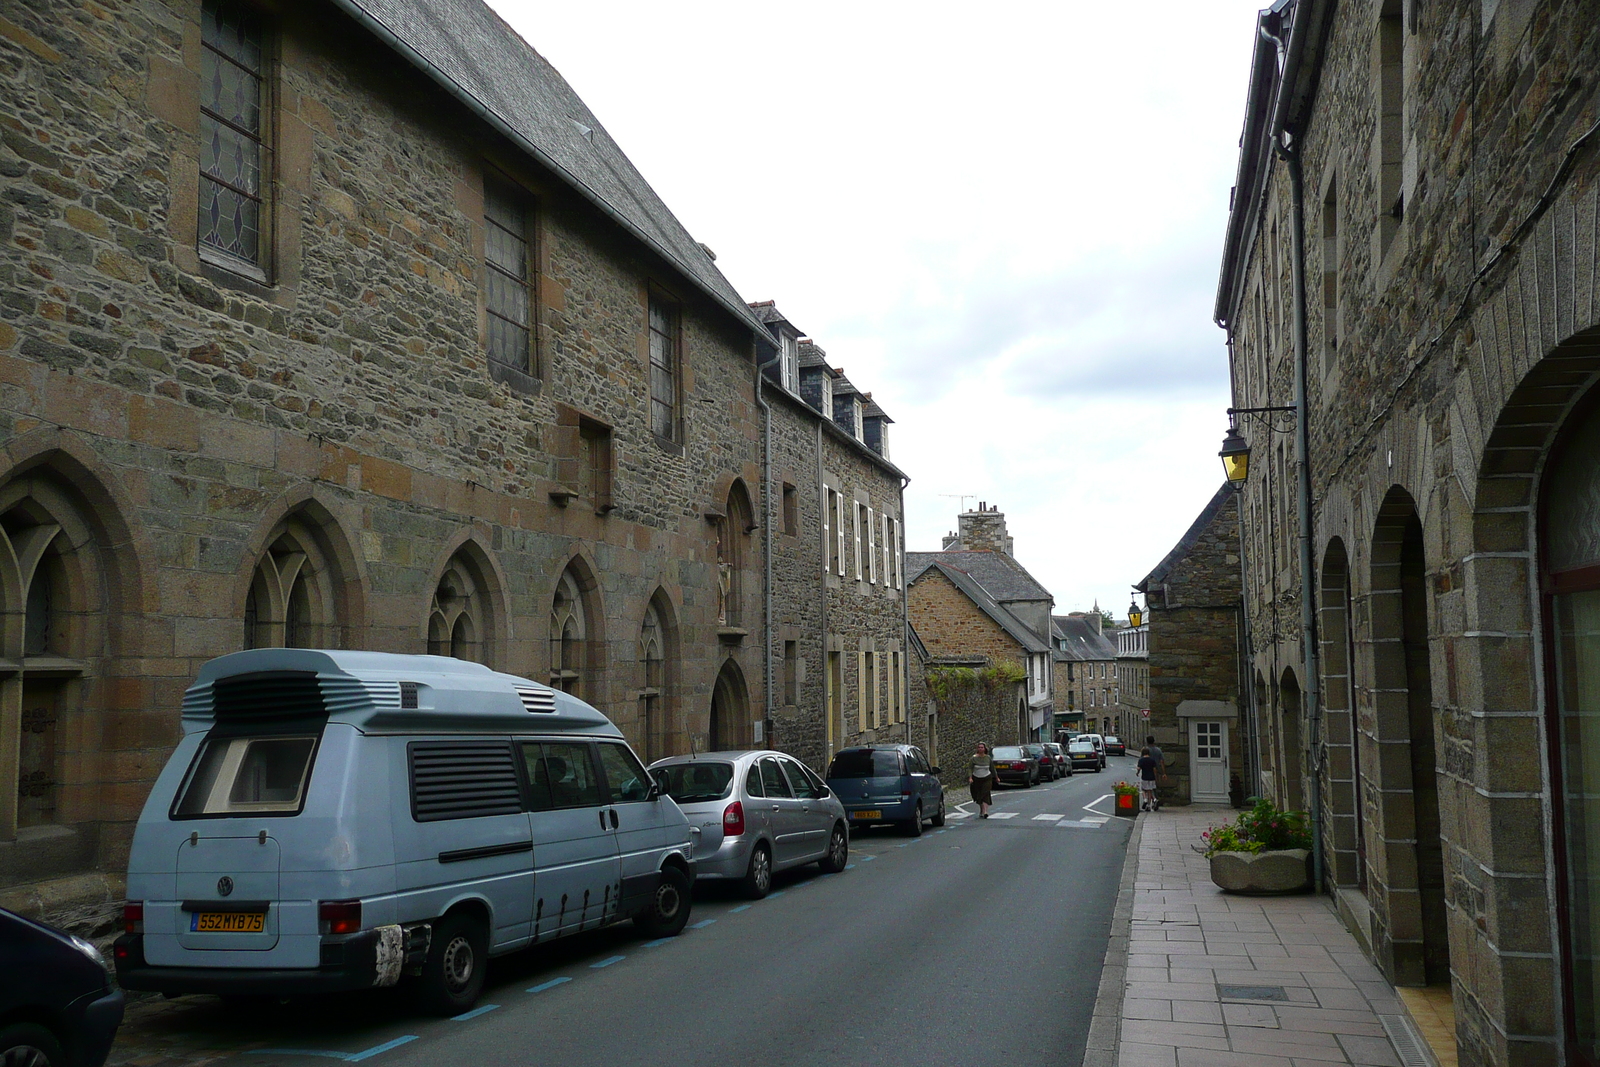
[192,911,266,932]
[852,810,881,820]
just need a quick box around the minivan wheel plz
[931,798,946,827]
[905,803,924,837]
[0,1024,64,1067]
[819,824,849,873]
[410,912,487,1016]
[635,865,692,937]
[742,843,773,899]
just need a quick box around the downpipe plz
[755,344,778,746]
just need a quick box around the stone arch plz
[1278,667,1304,811]
[549,554,604,700]
[637,588,680,763]
[239,489,365,649]
[422,534,508,667]
[1319,537,1365,890]
[718,479,755,628]
[1367,485,1448,986]
[710,656,748,752]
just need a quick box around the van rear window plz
[173,735,318,817]
[826,750,902,778]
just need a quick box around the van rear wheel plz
[635,865,691,938]
[410,912,487,1016]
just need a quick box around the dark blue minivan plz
[825,744,945,836]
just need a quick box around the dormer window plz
[781,333,798,392]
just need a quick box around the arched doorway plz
[710,658,747,752]
[1370,487,1448,987]
[1319,538,1365,890]
[1278,668,1304,811]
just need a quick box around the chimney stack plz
[957,504,1014,556]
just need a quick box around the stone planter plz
[1115,792,1139,817]
[1208,848,1311,893]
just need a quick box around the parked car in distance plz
[1081,733,1109,770]
[1104,736,1127,757]
[1067,739,1102,771]
[652,750,849,899]
[1023,743,1057,781]
[825,744,945,837]
[991,746,1038,787]
[1041,742,1072,777]
[2,907,124,1067]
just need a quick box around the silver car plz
[649,750,850,899]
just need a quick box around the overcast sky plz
[490,0,1267,618]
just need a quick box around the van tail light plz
[722,801,745,837]
[900,793,912,802]
[123,902,143,934]
[319,900,362,935]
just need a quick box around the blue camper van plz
[113,650,694,1014]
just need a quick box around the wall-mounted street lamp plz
[1128,601,1144,628]
[1218,406,1296,489]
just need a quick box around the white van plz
[113,649,694,1014]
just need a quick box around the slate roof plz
[798,342,832,370]
[331,0,772,347]
[1138,483,1235,591]
[861,396,893,423]
[1051,615,1117,662]
[910,560,1051,655]
[906,550,1051,604]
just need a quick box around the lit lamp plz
[1128,601,1143,628]
[1219,425,1250,488]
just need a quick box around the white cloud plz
[492,0,1265,611]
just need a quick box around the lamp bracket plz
[1227,405,1297,433]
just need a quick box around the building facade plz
[1052,612,1119,736]
[0,0,912,934]
[1218,1,1600,1063]
[1113,618,1149,744]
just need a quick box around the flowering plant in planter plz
[1112,781,1141,798]
[1201,798,1311,856]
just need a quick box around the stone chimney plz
[941,530,960,550]
[957,502,1013,556]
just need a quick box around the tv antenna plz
[938,493,977,511]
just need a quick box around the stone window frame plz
[197,0,276,284]
[866,505,878,585]
[647,285,685,450]
[781,482,798,538]
[482,168,544,392]
[852,500,863,582]
[833,490,846,577]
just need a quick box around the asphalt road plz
[111,755,1137,1067]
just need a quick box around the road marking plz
[948,811,973,819]
[527,976,573,992]
[1083,794,1115,816]
[859,855,876,862]
[730,904,752,912]
[591,954,626,968]
[1033,813,1064,821]
[249,1036,420,1062]
[988,811,1019,820]
[1082,816,1110,825]
[690,918,716,929]
[451,1004,500,1022]
[768,890,786,897]
[844,863,856,870]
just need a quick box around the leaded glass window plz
[649,295,679,440]
[200,0,267,269]
[484,178,533,373]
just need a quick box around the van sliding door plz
[522,742,620,939]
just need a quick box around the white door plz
[1190,720,1229,803]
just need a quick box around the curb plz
[1082,811,1145,1067]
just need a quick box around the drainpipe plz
[899,474,912,747]
[754,343,779,747]
[1264,14,1324,894]
[816,419,830,758]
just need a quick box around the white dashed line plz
[1032,813,1064,821]
[988,812,1019,820]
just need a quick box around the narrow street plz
[111,757,1137,1067]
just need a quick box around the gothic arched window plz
[244,519,336,650]
[550,568,586,695]
[428,560,481,662]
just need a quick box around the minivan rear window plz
[826,750,902,778]
[173,735,318,817]
[651,762,735,803]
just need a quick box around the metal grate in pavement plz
[1217,984,1288,1001]
[1379,1014,1435,1067]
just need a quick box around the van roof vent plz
[515,686,556,713]
[400,682,419,709]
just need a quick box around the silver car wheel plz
[745,843,772,898]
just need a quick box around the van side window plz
[540,741,602,809]
[760,757,792,798]
[745,762,764,798]
[409,740,522,822]
[598,742,651,803]
[520,742,554,812]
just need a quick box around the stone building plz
[1218,0,1600,1063]
[0,0,912,933]
[747,303,914,772]
[1051,611,1118,735]
[1131,485,1246,806]
[1112,616,1148,744]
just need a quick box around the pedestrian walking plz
[1145,734,1165,811]
[969,742,995,819]
[1136,747,1159,812]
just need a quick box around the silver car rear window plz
[652,761,735,803]
[173,734,318,817]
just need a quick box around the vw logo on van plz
[217,876,234,897]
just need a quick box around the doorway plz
[1190,719,1230,803]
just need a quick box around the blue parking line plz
[729,904,752,913]
[767,890,786,898]
[690,919,716,929]
[451,1004,500,1022]
[526,976,572,993]
[639,937,673,947]
[591,954,626,969]
[844,863,856,870]
[859,855,877,862]
[249,1035,420,1062]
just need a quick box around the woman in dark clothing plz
[968,742,994,819]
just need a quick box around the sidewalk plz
[1086,807,1434,1067]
